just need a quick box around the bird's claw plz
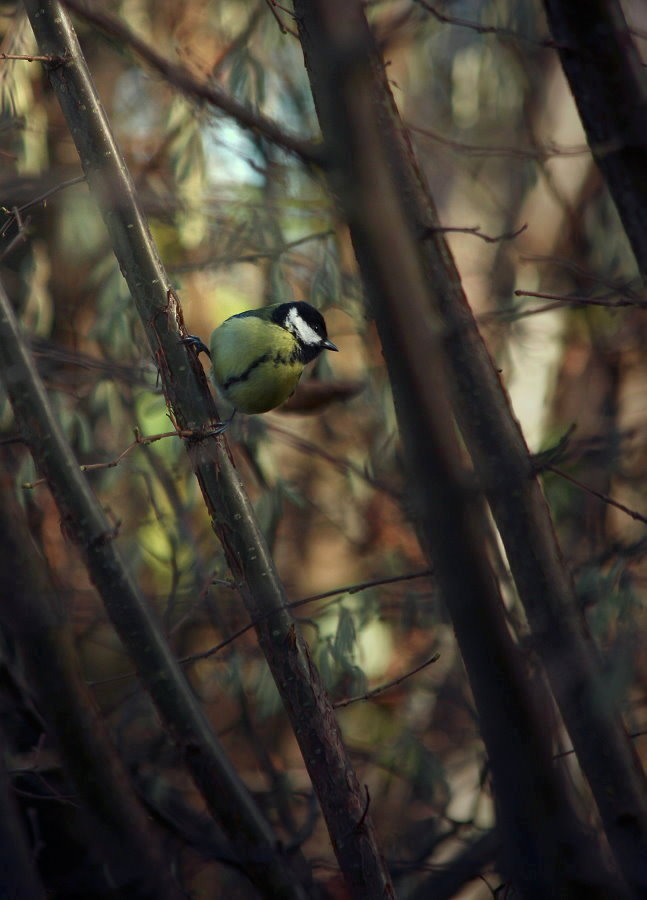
[181,334,211,357]
[191,410,237,439]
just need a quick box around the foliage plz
[1,0,646,897]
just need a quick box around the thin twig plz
[88,568,434,684]
[555,731,647,760]
[80,429,193,471]
[408,122,592,160]
[333,653,440,708]
[546,466,647,527]
[22,428,194,487]
[266,420,396,496]
[0,208,30,262]
[294,568,433,604]
[61,0,320,165]
[425,223,527,244]
[264,0,297,36]
[515,289,647,309]
[413,0,591,56]
[1,174,86,240]
[0,51,62,61]
[170,228,335,273]
[182,567,434,663]
[519,254,642,298]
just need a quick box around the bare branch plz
[294,0,647,892]
[515,288,647,309]
[264,0,298,37]
[79,429,192,471]
[24,3,395,896]
[546,466,647,527]
[0,207,30,262]
[413,0,561,49]
[60,0,321,165]
[0,51,62,61]
[170,228,335,273]
[92,568,433,685]
[425,223,527,244]
[23,429,193,487]
[333,653,440,708]
[542,0,647,279]
[409,123,593,160]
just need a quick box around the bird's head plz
[272,302,338,361]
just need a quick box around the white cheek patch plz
[285,306,321,345]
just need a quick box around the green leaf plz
[334,607,357,661]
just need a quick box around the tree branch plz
[296,0,647,892]
[0,458,182,899]
[60,0,322,166]
[0,275,305,898]
[22,2,394,897]
[293,2,622,896]
[542,0,647,280]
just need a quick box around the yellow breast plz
[210,315,305,414]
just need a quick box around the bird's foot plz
[191,409,237,439]
[181,334,211,357]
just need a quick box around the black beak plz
[322,339,339,352]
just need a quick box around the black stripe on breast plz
[223,353,270,389]
[222,346,303,390]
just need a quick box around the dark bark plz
[293,1,647,893]
[293,2,625,897]
[0,727,47,900]
[0,277,299,898]
[0,460,182,899]
[406,831,499,900]
[543,0,647,281]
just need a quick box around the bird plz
[183,301,338,432]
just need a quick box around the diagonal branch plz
[22,2,394,897]
[0,457,182,899]
[61,0,321,166]
[293,0,647,894]
[0,277,306,900]
[542,0,647,280]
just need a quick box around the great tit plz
[185,301,338,430]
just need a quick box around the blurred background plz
[1,1,646,896]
